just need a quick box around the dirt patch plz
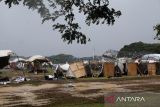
[0,82,128,106]
[0,84,59,107]
[1,77,160,107]
[79,89,102,94]
[59,82,131,98]
[34,88,104,107]
[125,83,160,93]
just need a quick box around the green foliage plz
[4,0,21,8]
[2,0,121,44]
[118,41,160,57]
[154,24,160,40]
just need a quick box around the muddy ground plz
[0,76,160,107]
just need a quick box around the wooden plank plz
[128,63,138,76]
[103,63,115,77]
[69,62,86,78]
[148,63,156,76]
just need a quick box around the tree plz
[154,24,160,40]
[1,0,121,44]
[118,41,160,57]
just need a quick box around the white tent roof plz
[142,54,160,61]
[59,63,75,78]
[10,58,26,63]
[0,50,13,57]
[60,63,70,71]
[27,55,48,62]
[142,54,160,59]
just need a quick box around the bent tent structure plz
[57,63,75,78]
[10,58,26,70]
[10,58,26,63]
[27,55,49,62]
[26,55,50,73]
[56,62,86,78]
[89,61,103,77]
[0,50,14,69]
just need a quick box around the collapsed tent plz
[83,61,92,77]
[10,58,26,70]
[56,62,86,78]
[70,62,86,78]
[89,61,103,77]
[26,55,50,73]
[58,63,75,78]
[10,58,26,63]
[27,55,49,62]
[0,50,14,69]
[115,58,128,75]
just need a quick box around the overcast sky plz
[0,0,160,57]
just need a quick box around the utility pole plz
[93,48,95,60]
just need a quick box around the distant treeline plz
[118,41,160,58]
[48,54,101,64]
[48,54,77,64]
[48,42,160,62]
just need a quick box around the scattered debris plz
[45,75,57,80]
[13,76,30,83]
[0,77,10,85]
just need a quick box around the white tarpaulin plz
[27,55,48,62]
[141,54,160,63]
[0,50,13,57]
[59,63,75,78]
[10,58,26,63]
[142,54,160,60]
[60,63,70,71]
[57,62,86,78]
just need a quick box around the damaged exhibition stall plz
[56,63,74,78]
[70,62,86,78]
[89,61,103,77]
[10,58,26,70]
[116,58,128,75]
[56,62,86,78]
[140,54,160,76]
[26,55,51,74]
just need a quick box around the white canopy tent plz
[0,50,14,57]
[10,58,26,63]
[27,55,49,62]
[141,54,160,63]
